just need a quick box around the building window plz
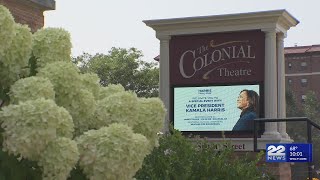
[301,94,307,103]
[301,78,308,87]
[300,62,307,71]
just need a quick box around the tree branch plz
[0,99,5,108]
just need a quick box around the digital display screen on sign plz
[173,84,260,132]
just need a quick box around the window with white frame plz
[300,61,307,71]
[301,78,308,87]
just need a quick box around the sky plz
[44,0,320,62]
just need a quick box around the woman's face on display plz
[237,91,249,110]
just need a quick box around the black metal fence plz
[253,117,320,180]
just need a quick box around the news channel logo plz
[266,144,313,163]
[266,144,286,162]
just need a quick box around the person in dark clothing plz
[232,89,259,131]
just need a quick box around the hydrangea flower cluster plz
[98,84,125,99]
[1,24,33,70]
[33,28,72,67]
[38,138,79,180]
[0,9,32,88]
[0,99,74,160]
[133,98,166,147]
[80,73,101,99]
[76,124,150,180]
[0,5,15,54]
[0,5,166,180]
[37,62,97,135]
[9,76,55,104]
[94,91,139,128]
[36,61,81,99]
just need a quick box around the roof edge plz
[144,9,298,27]
[285,44,320,49]
[285,44,320,54]
[282,10,299,25]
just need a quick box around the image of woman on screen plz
[232,89,259,131]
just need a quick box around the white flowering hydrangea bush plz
[0,5,166,180]
[98,84,125,99]
[80,73,101,100]
[0,98,74,160]
[9,76,55,104]
[33,28,72,68]
[133,98,166,147]
[0,5,15,55]
[37,62,97,136]
[36,61,81,100]
[1,24,33,69]
[0,22,32,89]
[38,138,79,180]
[66,89,96,136]
[76,124,150,180]
[93,91,138,129]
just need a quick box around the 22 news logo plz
[266,144,286,162]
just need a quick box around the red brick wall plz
[285,53,320,109]
[0,0,45,32]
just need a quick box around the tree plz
[286,90,304,117]
[303,91,320,176]
[73,48,159,98]
[303,91,320,123]
[286,90,307,145]
[300,91,320,151]
[0,5,166,180]
[287,91,320,178]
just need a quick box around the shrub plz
[0,5,166,180]
[135,129,273,180]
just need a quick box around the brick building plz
[0,0,55,32]
[285,45,320,107]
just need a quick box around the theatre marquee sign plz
[170,30,265,85]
